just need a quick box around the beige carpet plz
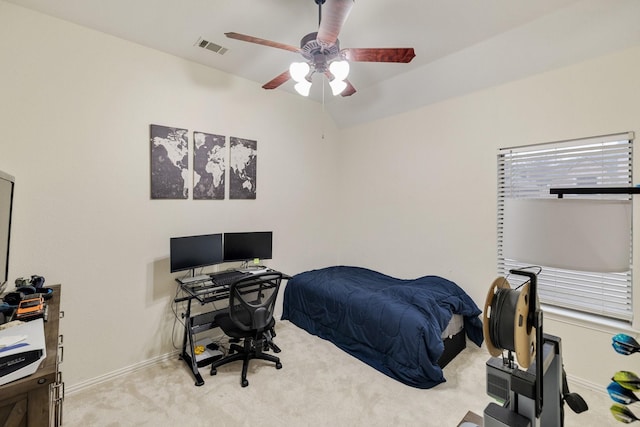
[64,320,615,426]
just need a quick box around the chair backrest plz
[228,272,283,333]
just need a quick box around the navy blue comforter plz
[281,266,483,389]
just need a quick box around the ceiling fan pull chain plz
[322,77,326,112]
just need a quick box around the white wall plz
[0,2,341,387]
[337,45,640,389]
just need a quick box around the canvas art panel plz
[193,132,226,200]
[150,124,189,199]
[229,137,257,200]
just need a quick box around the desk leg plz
[178,298,205,386]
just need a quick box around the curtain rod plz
[550,187,640,198]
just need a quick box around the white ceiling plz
[6,0,640,128]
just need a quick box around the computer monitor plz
[223,231,273,263]
[169,233,223,273]
[0,170,14,288]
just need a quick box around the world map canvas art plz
[193,131,226,200]
[150,125,258,200]
[150,124,189,199]
[229,137,257,200]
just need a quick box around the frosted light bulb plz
[294,80,312,96]
[289,62,310,82]
[329,60,350,81]
[330,79,347,96]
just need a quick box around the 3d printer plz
[482,268,587,427]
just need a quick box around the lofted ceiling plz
[5,0,640,128]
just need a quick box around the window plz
[497,132,634,322]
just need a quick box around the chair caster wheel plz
[211,369,217,376]
[241,379,249,387]
[276,362,282,369]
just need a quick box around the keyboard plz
[187,280,214,290]
[178,274,211,285]
[187,282,215,295]
[210,270,250,287]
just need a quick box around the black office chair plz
[210,272,283,387]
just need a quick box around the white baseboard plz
[65,349,179,396]
[566,373,607,396]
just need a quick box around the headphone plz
[2,287,53,305]
[4,275,53,306]
[16,285,36,295]
[15,275,45,289]
[27,276,51,299]
[34,287,54,300]
[30,275,45,288]
[3,291,24,306]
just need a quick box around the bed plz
[281,266,483,389]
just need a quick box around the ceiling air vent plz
[196,37,228,55]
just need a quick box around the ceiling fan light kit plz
[294,80,313,97]
[329,79,347,96]
[289,62,311,82]
[329,60,349,81]
[328,59,350,95]
[289,62,313,97]
[226,0,415,97]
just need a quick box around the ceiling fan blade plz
[225,32,299,53]
[316,0,354,48]
[343,48,416,63]
[323,71,356,97]
[262,70,291,90]
[340,79,356,97]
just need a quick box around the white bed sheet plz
[441,313,463,339]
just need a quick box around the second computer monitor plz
[223,231,272,262]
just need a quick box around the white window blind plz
[497,132,634,322]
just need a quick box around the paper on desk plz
[0,334,27,348]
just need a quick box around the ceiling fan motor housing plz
[300,32,341,73]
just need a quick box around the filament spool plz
[483,277,511,357]
[483,276,536,368]
[514,282,535,368]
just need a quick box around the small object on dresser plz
[15,295,45,320]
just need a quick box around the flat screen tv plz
[223,231,273,262]
[169,233,223,273]
[0,170,15,287]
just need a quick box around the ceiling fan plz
[225,0,416,97]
